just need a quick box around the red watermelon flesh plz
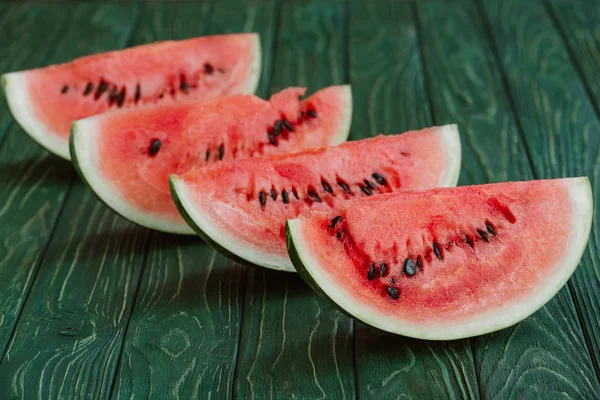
[2,33,261,160]
[171,125,461,271]
[286,178,592,340]
[71,85,352,234]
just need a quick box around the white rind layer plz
[2,34,262,162]
[288,177,593,340]
[245,33,262,95]
[173,120,459,273]
[71,118,194,234]
[2,72,71,160]
[171,85,354,272]
[437,124,461,187]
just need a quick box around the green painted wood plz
[0,3,144,399]
[479,0,600,393]
[0,3,73,143]
[0,3,78,358]
[548,0,600,115]
[233,2,356,398]
[110,2,277,398]
[419,1,600,398]
[348,2,478,398]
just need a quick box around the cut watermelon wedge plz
[286,178,592,340]
[171,125,461,271]
[71,85,352,234]
[2,33,261,160]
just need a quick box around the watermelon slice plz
[171,125,461,271]
[71,85,352,234]
[1,33,261,160]
[286,178,593,340]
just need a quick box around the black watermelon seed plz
[282,119,294,132]
[322,179,333,194]
[308,109,317,118]
[404,258,416,276]
[273,120,283,136]
[387,286,400,300]
[108,87,119,105]
[270,188,277,200]
[329,215,342,228]
[292,188,299,199]
[336,232,342,239]
[282,190,289,204]
[159,92,164,99]
[367,263,375,281]
[61,85,68,94]
[465,234,474,248]
[83,82,93,96]
[359,185,372,196]
[180,74,189,93]
[379,263,388,277]
[204,63,214,74]
[134,84,141,103]
[116,87,126,108]
[372,173,387,186]
[416,256,423,271]
[308,190,321,203]
[364,179,376,190]
[259,191,266,207]
[149,139,161,156]
[477,229,489,242]
[205,148,211,162]
[268,133,277,145]
[486,223,496,236]
[433,242,442,260]
[338,180,352,194]
[95,80,108,100]
[218,144,224,160]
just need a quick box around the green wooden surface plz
[349,2,478,398]
[0,0,599,398]
[234,3,356,398]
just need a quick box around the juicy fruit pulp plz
[71,85,353,234]
[171,125,461,271]
[2,33,261,160]
[287,178,593,340]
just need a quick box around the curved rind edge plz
[286,177,592,340]
[70,120,194,235]
[438,124,461,187]
[170,175,293,270]
[245,33,262,95]
[334,84,353,145]
[2,72,70,160]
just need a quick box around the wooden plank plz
[479,0,600,393]
[419,0,600,398]
[0,2,76,357]
[110,2,276,398]
[548,0,600,114]
[0,3,73,143]
[0,3,143,399]
[348,2,479,398]
[233,2,356,398]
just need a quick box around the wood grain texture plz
[111,2,277,398]
[348,2,478,398]
[0,2,78,359]
[0,3,143,399]
[548,0,600,114]
[233,2,356,398]
[480,0,600,393]
[420,1,600,398]
[0,3,73,143]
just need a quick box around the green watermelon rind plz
[170,175,265,269]
[70,120,195,235]
[286,177,594,340]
